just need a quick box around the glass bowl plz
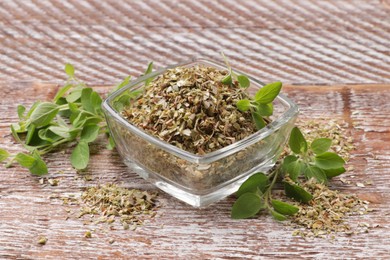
[102,59,298,207]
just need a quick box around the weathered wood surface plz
[0,0,390,259]
[0,0,389,85]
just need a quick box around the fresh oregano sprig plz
[220,54,282,130]
[236,81,282,130]
[0,63,154,175]
[231,126,346,220]
[220,52,251,89]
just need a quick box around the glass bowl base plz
[123,158,276,207]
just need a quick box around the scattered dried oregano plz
[77,184,158,230]
[123,66,257,154]
[287,179,370,239]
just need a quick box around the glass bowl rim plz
[102,58,299,164]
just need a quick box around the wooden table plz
[1,1,389,259]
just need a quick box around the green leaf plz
[54,84,73,102]
[11,124,22,143]
[236,172,269,197]
[0,148,10,162]
[26,101,40,117]
[237,75,250,88]
[25,124,37,145]
[70,141,90,170]
[111,76,131,94]
[15,153,36,168]
[144,62,154,86]
[129,89,142,100]
[254,82,282,104]
[107,135,116,150]
[304,166,327,183]
[311,138,332,155]
[271,200,299,215]
[256,103,273,117]
[17,105,26,119]
[29,150,48,175]
[113,94,132,111]
[315,152,345,170]
[80,125,100,143]
[66,87,83,103]
[284,182,313,203]
[270,210,287,221]
[81,88,102,114]
[221,74,232,85]
[323,167,346,178]
[65,63,75,77]
[231,193,264,219]
[289,127,307,154]
[283,159,303,181]
[38,128,61,143]
[83,117,103,126]
[29,102,59,127]
[48,126,71,139]
[236,99,251,112]
[252,112,266,130]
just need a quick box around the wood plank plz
[0,0,389,85]
[0,82,389,259]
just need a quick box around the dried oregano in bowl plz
[103,58,298,206]
[122,66,257,155]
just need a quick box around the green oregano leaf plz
[70,141,90,170]
[15,153,36,168]
[271,200,299,215]
[25,124,37,145]
[29,150,48,176]
[111,75,131,93]
[270,210,287,221]
[284,182,313,203]
[289,127,307,154]
[315,152,345,169]
[311,138,332,155]
[284,159,303,181]
[237,75,250,88]
[54,84,73,102]
[236,172,269,197]
[254,81,282,104]
[144,62,154,86]
[81,88,102,114]
[65,63,75,77]
[236,99,251,112]
[48,126,71,139]
[107,135,116,150]
[80,125,100,143]
[66,87,83,103]
[252,112,266,130]
[323,167,346,179]
[29,102,59,127]
[0,148,10,162]
[256,103,273,117]
[304,166,327,183]
[231,193,264,219]
[221,74,232,85]
[17,105,26,119]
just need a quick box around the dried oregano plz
[78,184,158,229]
[122,66,257,155]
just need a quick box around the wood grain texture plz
[0,83,389,259]
[0,0,389,85]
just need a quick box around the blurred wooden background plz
[0,0,389,259]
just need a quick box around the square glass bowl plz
[102,59,298,207]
